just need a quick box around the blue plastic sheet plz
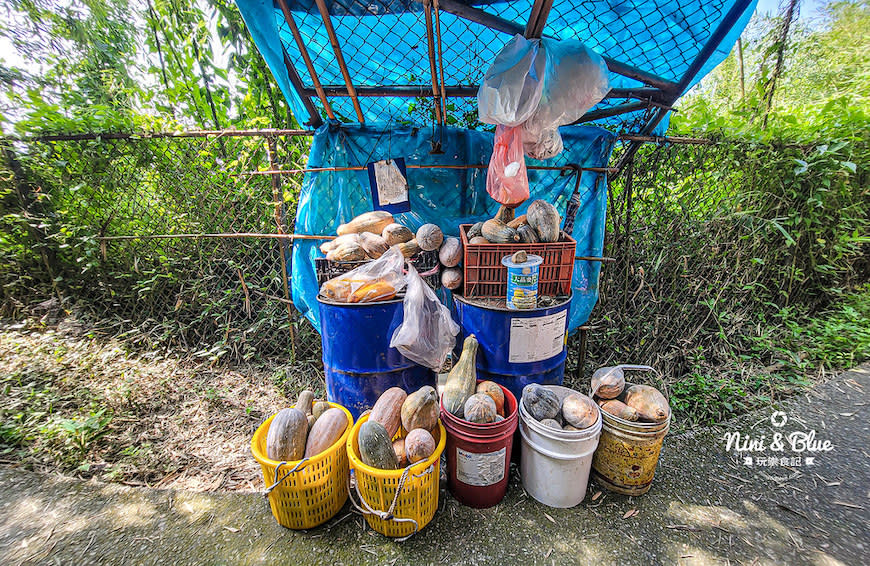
[235,0,757,133]
[292,123,615,334]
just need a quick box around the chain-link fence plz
[2,131,866,387]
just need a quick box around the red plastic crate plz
[459,224,575,299]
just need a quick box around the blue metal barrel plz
[318,296,436,419]
[452,295,571,404]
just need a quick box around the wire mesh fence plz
[2,130,866,388]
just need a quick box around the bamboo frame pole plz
[433,0,447,121]
[265,136,296,330]
[276,0,335,120]
[422,0,444,125]
[313,0,365,122]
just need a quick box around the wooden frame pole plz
[313,0,365,122]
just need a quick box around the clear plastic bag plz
[522,39,610,159]
[390,264,460,371]
[319,246,406,303]
[477,34,546,127]
[486,124,529,207]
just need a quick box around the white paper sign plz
[508,310,567,363]
[372,159,409,206]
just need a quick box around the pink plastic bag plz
[486,125,529,207]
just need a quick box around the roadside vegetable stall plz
[238,0,756,537]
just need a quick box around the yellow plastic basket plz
[251,403,353,530]
[346,413,446,539]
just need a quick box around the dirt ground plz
[0,320,322,492]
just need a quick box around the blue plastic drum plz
[317,296,436,419]
[453,294,570,404]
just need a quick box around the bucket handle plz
[519,426,600,461]
[263,458,310,497]
[347,464,434,542]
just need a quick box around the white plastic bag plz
[390,264,459,371]
[478,34,546,127]
[319,246,406,303]
[522,39,610,159]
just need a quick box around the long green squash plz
[441,335,479,418]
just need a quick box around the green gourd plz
[467,221,484,240]
[441,335,479,418]
[522,384,560,422]
[527,200,561,243]
[266,408,308,461]
[358,420,399,469]
[481,219,520,243]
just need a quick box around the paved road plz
[1,364,867,565]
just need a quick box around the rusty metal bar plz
[575,256,616,263]
[265,136,296,329]
[422,0,444,125]
[276,0,335,120]
[281,47,323,127]
[95,233,334,241]
[313,0,364,122]
[238,164,618,176]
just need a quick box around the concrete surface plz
[1,364,867,565]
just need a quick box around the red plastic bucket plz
[440,383,519,508]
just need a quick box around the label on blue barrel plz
[508,310,567,363]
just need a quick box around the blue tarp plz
[293,123,615,333]
[235,0,757,132]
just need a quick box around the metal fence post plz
[265,135,297,359]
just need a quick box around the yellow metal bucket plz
[591,407,670,496]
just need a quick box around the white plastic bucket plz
[519,385,602,508]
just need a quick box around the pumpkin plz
[624,385,670,423]
[416,224,444,251]
[304,407,348,457]
[326,242,366,262]
[442,335,479,417]
[348,280,395,303]
[394,239,421,258]
[494,414,505,422]
[266,408,308,461]
[517,224,540,244]
[522,384,560,422]
[481,219,520,243]
[591,366,625,400]
[494,204,515,224]
[439,237,462,268]
[441,267,462,291]
[541,418,562,430]
[307,414,317,432]
[369,387,407,439]
[467,221,484,240]
[401,386,439,432]
[562,393,598,430]
[392,438,408,467]
[320,278,353,302]
[599,399,639,422]
[320,233,359,254]
[405,428,436,463]
[527,200,561,243]
[359,232,390,259]
[357,420,398,469]
[382,223,414,246]
[506,214,527,229]
[337,211,394,236]
[463,393,497,424]
[469,236,489,245]
[295,390,315,415]
[312,401,330,419]
[476,381,505,417]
